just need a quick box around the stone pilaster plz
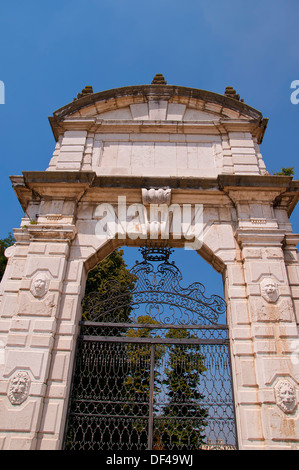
[234,228,299,449]
[0,224,76,450]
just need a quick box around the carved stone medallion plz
[8,371,31,405]
[275,379,297,414]
[260,277,279,303]
[30,272,50,298]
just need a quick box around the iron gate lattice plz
[64,246,237,450]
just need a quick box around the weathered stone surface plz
[1,80,298,450]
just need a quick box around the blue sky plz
[0,0,298,295]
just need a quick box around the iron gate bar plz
[64,245,237,450]
[79,335,229,345]
[79,321,228,330]
[148,343,155,451]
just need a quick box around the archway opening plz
[64,244,237,451]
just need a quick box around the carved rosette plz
[8,371,31,405]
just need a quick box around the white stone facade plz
[0,81,298,450]
[47,85,267,177]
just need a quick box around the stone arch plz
[63,233,236,450]
[83,235,227,276]
[54,226,235,448]
[67,230,230,344]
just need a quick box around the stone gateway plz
[0,76,299,450]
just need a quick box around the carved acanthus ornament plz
[142,188,171,206]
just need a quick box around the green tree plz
[159,328,208,450]
[66,248,138,450]
[81,248,137,322]
[273,167,295,176]
[0,232,15,282]
[124,315,165,449]
[125,315,165,405]
[84,248,136,296]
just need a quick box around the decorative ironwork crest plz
[82,245,226,326]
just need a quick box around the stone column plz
[0,224,76,450]
[284,234,299,328]
[235,228,299,449]
[36,244,88,450]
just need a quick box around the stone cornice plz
[49,84,268,143]
[52,85,264,121]
[48,116,266,142]
[13,225,77,243]
[219,175,299,216]
[15,171,295,189]
[10,172,299,215]
[218,174,294,189]
[235,228,286,248]
[10,171,96,210]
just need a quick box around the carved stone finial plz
[74,85,94,100]
[151,74,167,85]
[224,86,242,102]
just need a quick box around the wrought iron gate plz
[64,246,237,450]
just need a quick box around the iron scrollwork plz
[64,245,236,451]
[82,245,226,326]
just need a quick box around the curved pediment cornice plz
[49,82,268,143]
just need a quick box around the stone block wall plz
[47,129,265,177]
[0,83,297,450]
[0,176,298,449]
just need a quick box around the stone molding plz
[50,84,264,126]
[10,173,298,218]
[235,229,286,248]
[14,225,77,243]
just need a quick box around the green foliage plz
[0,232,15,282]
[84,248,136,296]
[159,328,208,449]
[66,249,138,449]
[126,315,165,399]
[273,167,295,176]
[124,315,165,446]
[82,248,137,321]
[68,250,209,450]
